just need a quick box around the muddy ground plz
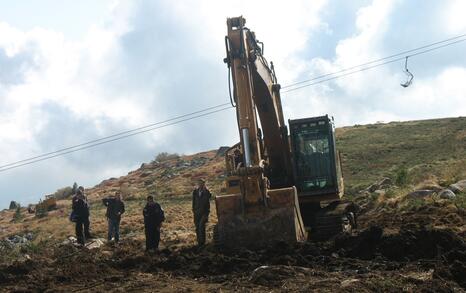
[1,196,465,292]
[1,224,465,292]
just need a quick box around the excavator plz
[214,16,357,248]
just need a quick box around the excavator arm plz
[214,17,306,248]
[225,17,292,188]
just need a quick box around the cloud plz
[1,0,465,208]
[444,0,466,34]
[283,0,466,126]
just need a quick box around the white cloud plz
[444,0,466,34]
[0,0,465,208]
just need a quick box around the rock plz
[9,201,20,210]
[407,190,436,199]
[250,265,309,285]
[438,189,456,200]
[366,177,392,192]
[85,238,106,249]
[416,183,443,192]
[373,190,386,197]
[341,278,360,288]
[4,234,32,247]
[377,177,392,187]
[448,180,466,193]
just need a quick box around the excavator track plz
[311,201,357,241]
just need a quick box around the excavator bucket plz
[214,186,307,248]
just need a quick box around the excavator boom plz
[214,17,306,248]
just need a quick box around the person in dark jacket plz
[192,178,211,246]
[76,186,92,239]
[102,191,125,243]
[143,195,165,251]
[72,192,89,245]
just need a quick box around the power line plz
[282,33,466,91]
[0,103,230,170]
[0,105,233,172]
[2,34,465,172]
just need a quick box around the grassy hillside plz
[1,116,465,242]
[337,117,466,193]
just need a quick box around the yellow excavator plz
[214,17,356,248]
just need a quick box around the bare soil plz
[1,208,465,292]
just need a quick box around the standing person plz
[77,186,92,239]
[102,191,125,243]
[192,179,211,247]
[72,191,88,245]
[143,195,165,251]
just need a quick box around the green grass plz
[337,117,466,193]
[453,192,466,209]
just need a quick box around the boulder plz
[438,189,456,200]
[407,189,435,199]
[448,180,466,193]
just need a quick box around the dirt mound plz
[333,226,466,289]
[335,226,466,261]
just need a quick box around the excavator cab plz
[289,115,343,201]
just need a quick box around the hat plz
[147,195,154,200]
[197,178,206,184]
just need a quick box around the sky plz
[0,0,465,209]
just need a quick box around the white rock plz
[407,190,435,199]
[448,180,466,193]
[438,189,456,199]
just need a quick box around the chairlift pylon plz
[400,56,413,88]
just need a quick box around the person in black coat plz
[72,192,89,245]
[76,186,92,239]
[143,195,165,251]
[102,191,125,243]
[192,179,211,246]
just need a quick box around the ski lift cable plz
[283,37,466,93]
[282,33,466,89]
[1,35,465,172]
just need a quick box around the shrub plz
[72,182,78,194]
[155,152,179,162]
[395,167,409,186]
[53,186,74,200]
[13,206,23,222]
